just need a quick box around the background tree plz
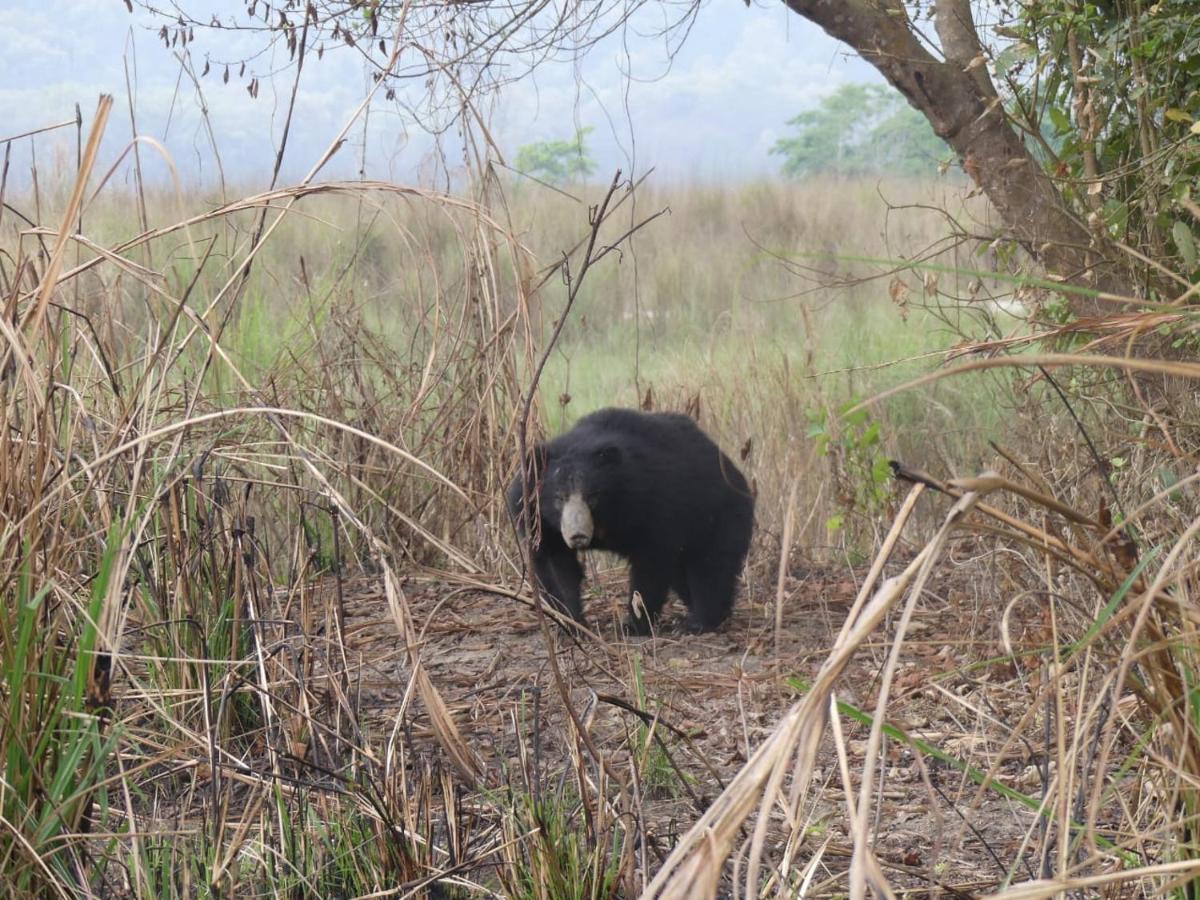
[513,127,597,185]
[771,83,950,178]
[139,0,1200,316]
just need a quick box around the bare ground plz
[321,548,1060,895]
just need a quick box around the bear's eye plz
[595,445,621,466]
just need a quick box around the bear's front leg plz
[531,534,586,623]
[680,551,741,633]
[624,557,671,636]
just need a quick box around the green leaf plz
[1102,198,1129,237]
[1173,220,1198,270]
[994,42,1035,78]
[1159,467,1184,501]
[1065,546,1160,662]
[871,456,893,484]
[842,405,869,427]
[1047,106,1071,135]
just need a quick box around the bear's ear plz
[595,444,622,466]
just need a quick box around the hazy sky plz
[1,1,881,188]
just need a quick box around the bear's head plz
[539,441,623,550]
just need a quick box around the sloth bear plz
[508,407,754,634]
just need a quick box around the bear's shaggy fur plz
[508,408,754,633]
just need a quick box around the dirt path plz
[327,558,1045,893]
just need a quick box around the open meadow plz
[4,126,1200,898]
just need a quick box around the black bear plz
[508,407,754,634]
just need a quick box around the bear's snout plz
[560,493,594,549]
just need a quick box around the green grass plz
[536,284,1011,533]
[98,175,1015,550]
[0,530,122,891]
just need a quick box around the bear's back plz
[572,407,705,447]
[570,408,749,499]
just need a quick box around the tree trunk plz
[782,0,1134,316]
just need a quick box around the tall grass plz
[67,170,1011,552]
[0,97,541,889]
[9,100,1200,898]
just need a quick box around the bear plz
[507,407,754,634]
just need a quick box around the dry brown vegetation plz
[5,97,1200,899]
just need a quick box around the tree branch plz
[783,0,1134,313]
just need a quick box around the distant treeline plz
[771,83,952,179]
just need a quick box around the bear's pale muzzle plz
[561,493,593,549]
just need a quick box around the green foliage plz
[498,786,625,900]
[1008,0,1200,281]
[0,531,122,890]
[771,83,950,178]
[630,655,686,798]
[807,401,893,534]
[514,127,597,185]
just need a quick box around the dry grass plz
[5,95,1200,899]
